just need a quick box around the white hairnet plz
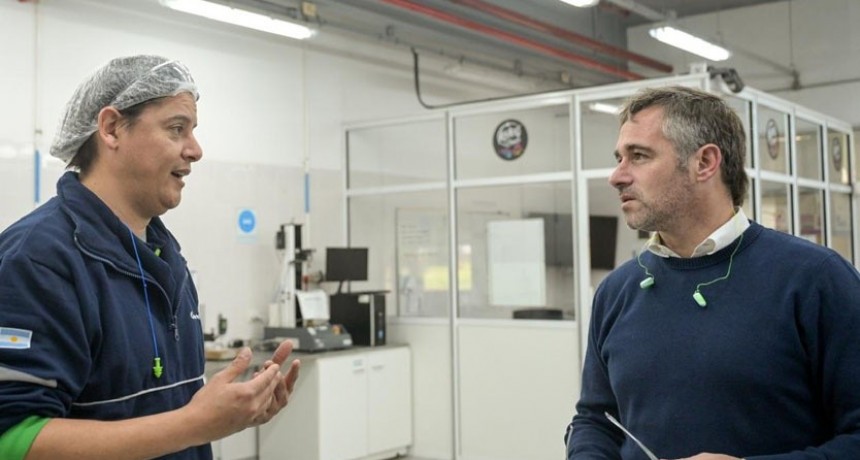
[50,55,199,162]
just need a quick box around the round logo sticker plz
[493,119,528,161]
[765,118,780,160]
[831,136,843,172]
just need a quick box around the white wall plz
[627,0,860,126]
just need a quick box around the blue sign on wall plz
[237,208,257,236]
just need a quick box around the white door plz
[367,347,413,454]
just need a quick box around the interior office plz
[2,1,860,460]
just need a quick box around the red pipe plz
[453,0,673,73]
[380,0,645,81]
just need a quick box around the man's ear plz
[693,143,722,182]
[96,106,123,150]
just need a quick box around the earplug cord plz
[636,250,655,289]
[693,232,745,299]
[637,232,745,307]
[128,227,163,378]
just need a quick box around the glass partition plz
[760,180,792,233]
[742,179,755,221]
[347,118,446,188]
[758,106,790,174]
[345,76,859,324]
[454,104,570,179]
[587,177,637,293]
[854,128,860,187]
[798,187,825,244]
[580,98,626,170]
[455,181,574,320]
[796,119,822,180]
[726,97,754,169]
[348,190,450,318]
[827,129,850,185]
[830,191,853,261]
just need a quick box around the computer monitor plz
[526,213,618,270]
[325,247,368,284]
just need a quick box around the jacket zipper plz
[74,233,179,341]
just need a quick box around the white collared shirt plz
[646,208,750,258]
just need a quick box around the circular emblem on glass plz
[831,136,843,172]
[765,118,780,160]
[493,119,528,161]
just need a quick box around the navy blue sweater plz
[569,222,860,459]
[0,172,210,459]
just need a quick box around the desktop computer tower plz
[329,292,386,346]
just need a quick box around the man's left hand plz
[252,340,301,424]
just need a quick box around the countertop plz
[204,343,408,379]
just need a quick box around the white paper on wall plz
[487,219,545,307]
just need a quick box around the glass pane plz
[581,98,626,170]
[741,178,755,221]
[758,106,789,174]
[587,178,638,293]
[347,119,446,188]
[798,187,824,245]
[455,182,574,320]
[827,129,850,185]
[854,129,860,186]
[795,119,822,180]
[348,190,450,318]
[725,97,753,169]
[760,180,792,233]
[454,104,571,179]
[830,192,853,262]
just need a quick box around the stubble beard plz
[623,175,696,234]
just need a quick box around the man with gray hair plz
[566,86,860,459]
[0,55,300,459]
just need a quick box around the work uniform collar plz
[56,171,178,272]
[647,208,750,258]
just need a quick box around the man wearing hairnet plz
[0,55,300,460]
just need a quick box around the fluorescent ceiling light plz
[558,0,600,7]
[649,26,730,61]
[588,102,620,115]
[159,0,315,40]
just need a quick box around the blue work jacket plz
[0,172,210,459]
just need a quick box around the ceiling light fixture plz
[558,0,600,7]
[648,26,730,61]
[159,0,315,40]
[588,102,620,115]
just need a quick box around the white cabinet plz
[259,346,412,460]
[213,428,256,460]
[318,353,370,460]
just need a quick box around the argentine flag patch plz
[0,327,32,349]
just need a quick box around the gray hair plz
[619,86,749,206]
